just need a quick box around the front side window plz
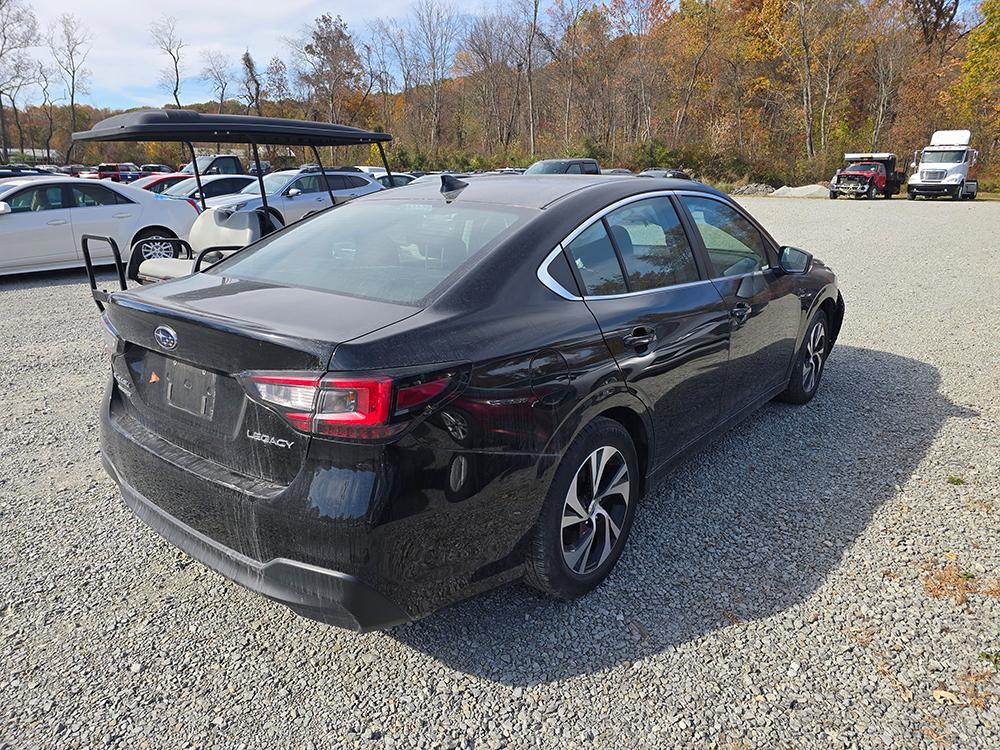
[163,177,199,197]
[566,163,583,174]
[209,201,529,305]
[216,158,240,174]
[72,184,127,207]
[682,196,769,278]
[564,221,627,296]
[605,197,699,291]
[240,172,289,195]
[6,185,67,213]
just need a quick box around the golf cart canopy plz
[72,109,392,147]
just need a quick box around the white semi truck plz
[907,130,978,200]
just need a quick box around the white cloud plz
[29,0,413,108]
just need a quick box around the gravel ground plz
[1,197,998,749]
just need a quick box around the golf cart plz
[71,109,394,307]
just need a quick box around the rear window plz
[209,200,531,305]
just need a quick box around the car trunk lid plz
[105,273,419,483]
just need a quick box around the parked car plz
[129,173,191,195]
[181,155,245,176]
[601,168,634,175]
[373,172,415,188]
[0,177,199,278]
[829,153,905,199]
[96,163,143,183]
[61,164,88,177]
[248,160,271,176]
[34,164,64,173]
[639,168,691,180]
[97,174,844,630]
[525,158,601,175]
[160,174,257,205]
[0,166,46,179]
[141,163,174,174]
[204,168,382,226]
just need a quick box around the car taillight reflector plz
[239,371,451,440]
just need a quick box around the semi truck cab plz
[907,130,978,200]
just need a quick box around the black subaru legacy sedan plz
[99,175,844,630]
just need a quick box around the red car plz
[96,162,142,183]
[129,172,191,194]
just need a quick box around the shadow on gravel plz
[0,267,118,291]
[391,345,976,685]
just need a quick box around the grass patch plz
[923,561,1000,605]
[980,651,1000,669]
[946,476,966,485]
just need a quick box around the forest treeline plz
[1,0,997,186]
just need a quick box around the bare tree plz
[521,0,541,157]
[200,50,233,114]
[38,63,61,163]
[48,13,90,137]
[411,0,462,153]
[0,0,37,162]
[240,51,264,116]
[150,16,185,107]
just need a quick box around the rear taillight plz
[100,313,123,356]
[239,370,458,440]
[185,198,202,213]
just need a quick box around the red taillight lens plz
[186,198,202,213]
[239,372,448,440]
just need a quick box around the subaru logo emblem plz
[153,325,178,351]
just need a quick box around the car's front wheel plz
[524,417,638,600]
[777,310,829,405]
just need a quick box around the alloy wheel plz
[561,446,630,576]
[140,237,175,260]
[802,320,826,393]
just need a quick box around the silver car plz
[204,168,383,225]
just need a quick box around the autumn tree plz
[150,16,185,107]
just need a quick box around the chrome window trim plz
[537,244,582,300]
[537,189,705,301]
[535,188,781,301]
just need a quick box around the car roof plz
[363,173,722,210]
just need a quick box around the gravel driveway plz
[2,197,998,749]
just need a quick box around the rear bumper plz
[103,452,411,631]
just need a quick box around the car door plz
[0,183,76,270]
[561,194,732,465]
[282,175,333,223]
[678,194,801,415]
[67,183,138,261]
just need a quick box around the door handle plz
[732,301,753,325]
[112,213,132,219]
[622,327,656,351]
[46,219,67,226]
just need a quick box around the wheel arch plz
[540,385,653,498]
[130,224,177,253]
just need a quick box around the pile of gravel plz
[771,184,831,198]
[729,183,776,196]
[1,199,998,748]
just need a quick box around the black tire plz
[776,310,829,405]
[882,188,892,199]
[907,191,916,200]
[524,417,638,600]
[952,183,963,201]
[828,190,838,200]
[127,228,177,281]
[866,181,877,199]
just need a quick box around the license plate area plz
[164,359,217,420]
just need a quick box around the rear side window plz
[71,184,130,207]
[604,197,699,291]
[210,201,530,305]
[564,222,627,296]
[343,175,370,188]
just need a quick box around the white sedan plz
[0,177,199,278]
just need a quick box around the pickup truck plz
[96,162,143,183]
[829,153,905,199]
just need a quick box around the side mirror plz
[779,246,812,274]
[287,188,302,198]
[0,201,10,216]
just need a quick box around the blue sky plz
[29,0,414,109]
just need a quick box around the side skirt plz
[645,380,789,490]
